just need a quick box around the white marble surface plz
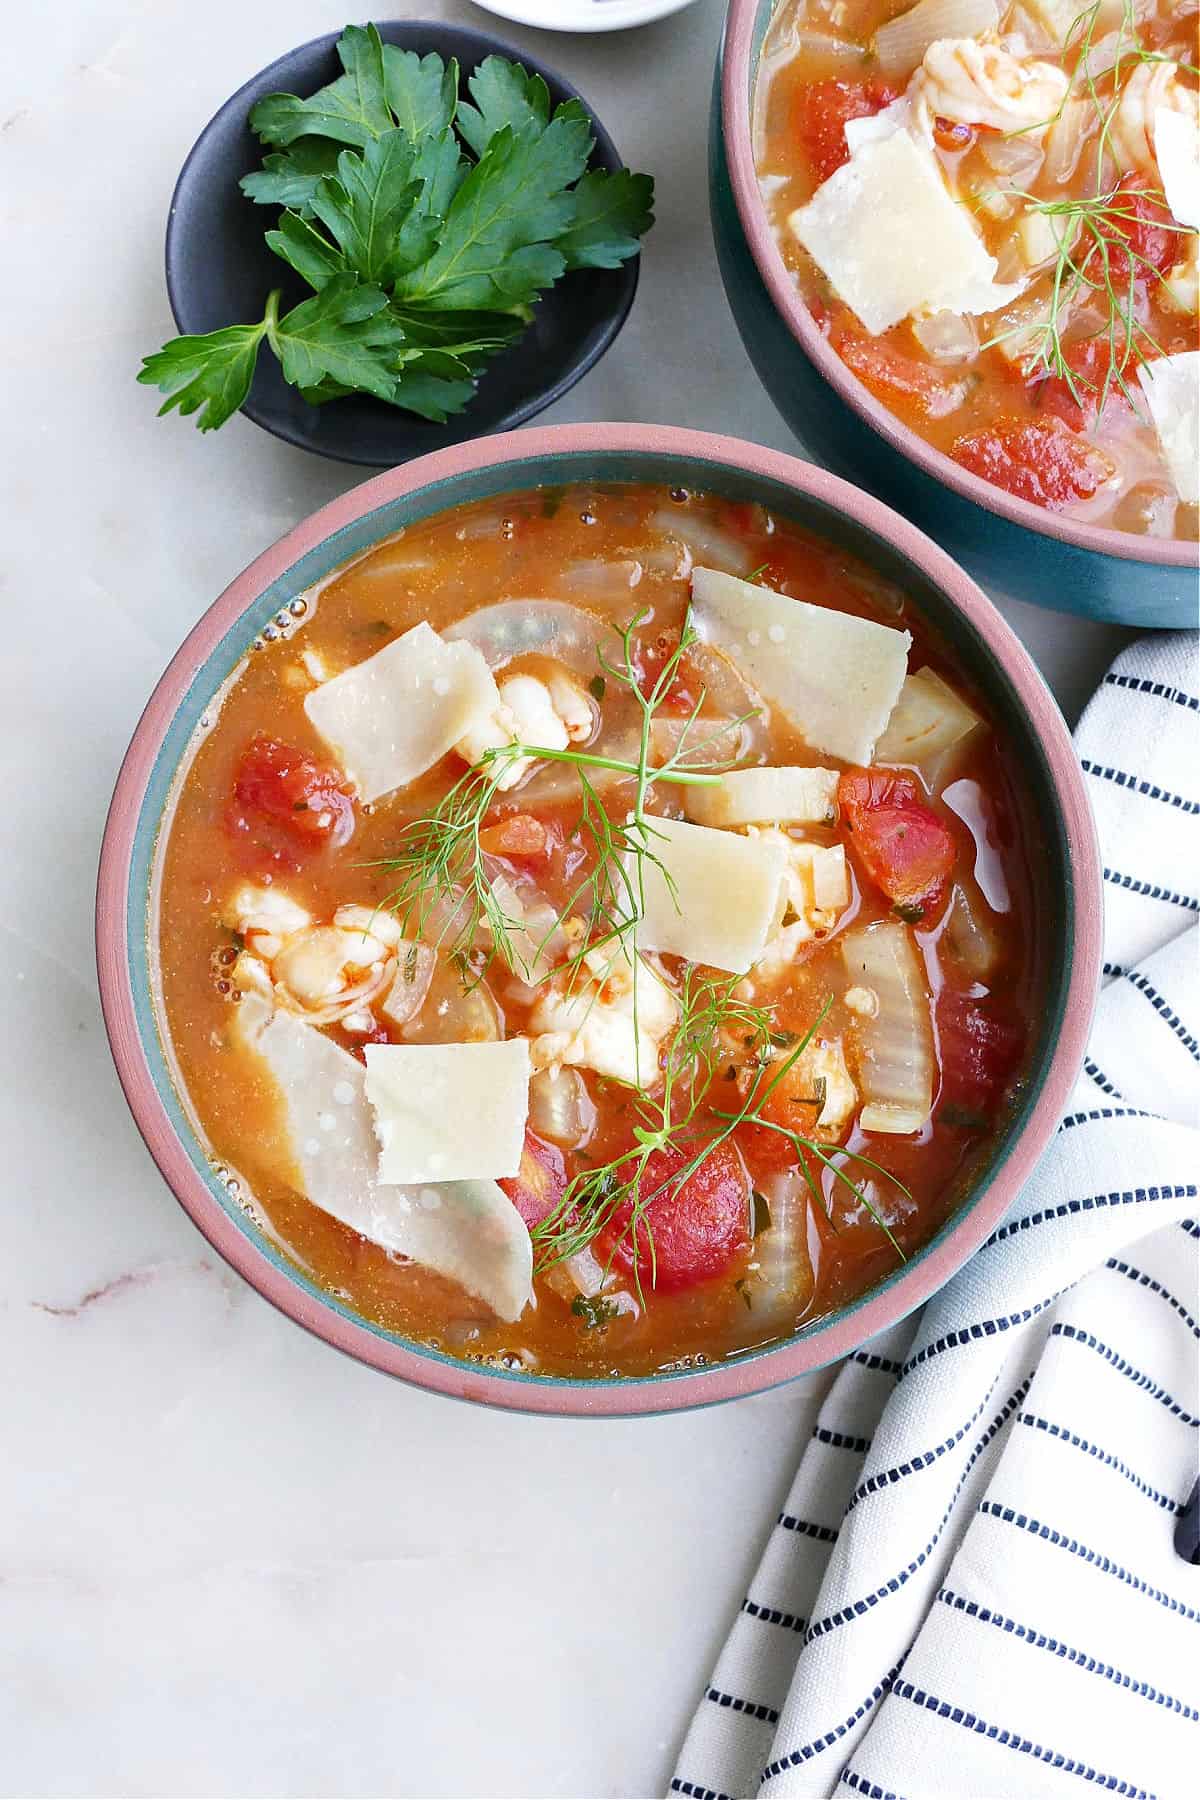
[0,3,1129,1796]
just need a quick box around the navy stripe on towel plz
[852,1350,903,1376]
[1103,671,1198,711]
[899,1296,1060,1373]
[1126,973,1200,1062]
[1017,1412,1185,1513]
[814,1426,873,1454]
[938,1587,1199,1721]
[978,1502,1200,1620]
[805,1378,1030,1644]
[671,1780,734,1800]
[1081,757,1200,815]
[1103,866,1200,912]
[1083,1055,1123,1098]
[841,1765,910,1800]
[1105,1259,1200,1339]
[1050,1323,1200,1427]
[1059,1106,1149,1131]
[760,1659,906,1781]
[890,1678,1154,1798]
[777,1514,839,1545]
[986,1186,1199,1249]
[845,1389,994,1516]
[705,1686,779,1726]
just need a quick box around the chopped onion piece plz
[528,1067,596,1149]
[911,310,979,366]
[1043,97,1095,186]
[649,508,754,575]
[445,599,616,685]
[400,957,501,1044]
[942,881,1001,979]
[976,133,1046,182]
[380,943,436,1026]
[875,667,984,782]
[874,0,999,78]
[842,922,933,1134]
[561,559,643,602]
[751,1171,815,1329]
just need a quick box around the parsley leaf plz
[250,24,394,150]
[308,133,438,285]
[266,276,408,400]
[265,211,346,290]
[142,30,654,432]
[559,168,656,271]
[240,140,341,216]
[382,47,459,142]
[396,106,591,311]
[456,55,551,156]
[138,319,268,431]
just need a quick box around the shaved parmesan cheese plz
[234,997,532,1320]
[627,817,787,974]
[1155,106,1200,228]
[690,568,911,765]
[844,98,912,155]
[1138,352,1200,505]
[875,668,984,777]
[363,1040,530,1186]
[789,130,1023,335]
[304,622,501,803]
[685,765,840,829]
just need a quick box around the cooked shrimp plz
[911,35,1070,134]
[454,667,595,791]
[529,947,678,1087]
[227,888,409,1028]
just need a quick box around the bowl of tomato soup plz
[714,0,1199,626]
[97,424,1100,1416]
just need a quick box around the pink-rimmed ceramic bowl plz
[96,423,1101,1417]
[713,0,1198,628]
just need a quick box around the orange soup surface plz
[159,485,1038,1379]
[755,0,1199,538]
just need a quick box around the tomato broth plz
[159,484,1037,1379]
[755,0,1199,538]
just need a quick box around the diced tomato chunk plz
[1098,178,1179,283]
[1033,336,1137,432]
[950,417,1114,510]
[839,768,956,915]
[937,991,1025,1119]
[602,1139,751,1292]
[636,629,701,715]
[837,334,971,421]
[793,78,900,186]
[231,736,355,848]
[479,812,548,860]
[500,1130,568,1231]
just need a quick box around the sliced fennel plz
[841,921,934,1134]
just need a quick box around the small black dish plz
[164,20,640,467]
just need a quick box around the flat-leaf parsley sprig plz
[139,26,654,430]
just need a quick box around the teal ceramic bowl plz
[713,0,1199,628]
[96,424,1100,1417]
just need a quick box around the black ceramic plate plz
[164,20,640,466]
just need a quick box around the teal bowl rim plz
[95,423,1102,1418]
[721,0,1198,573]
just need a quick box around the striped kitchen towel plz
[670,631,1199,1800]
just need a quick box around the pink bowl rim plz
[721,0,1196,569]
[95,421,1102,1418]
